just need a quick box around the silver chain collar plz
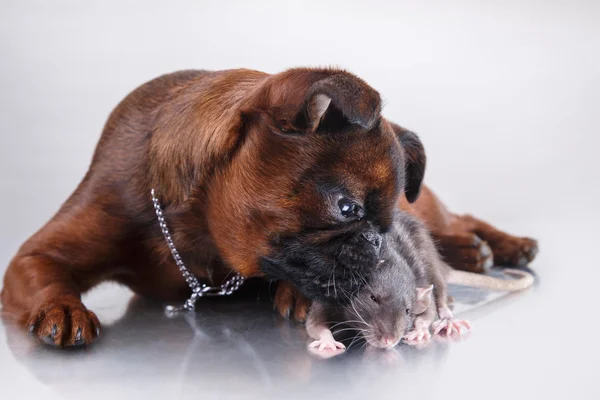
[151,189,245,316]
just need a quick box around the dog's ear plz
[391,123,426,203]
[295,74,382,133]
[257,70,382,135]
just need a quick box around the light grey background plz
[1,1,599,399]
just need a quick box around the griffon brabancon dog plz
[1,68,537,347]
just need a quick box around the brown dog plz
[0,68,537,347]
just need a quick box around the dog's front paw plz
[274,281,311,322]
[435,233,494,273]
[27,295,101,347]
[491,237,539,267]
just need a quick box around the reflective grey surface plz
[0,278,538,400]
[1,1,599,399]
[2,230,599,400]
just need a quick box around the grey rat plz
[307,249,431,351]
[306,211,534,352]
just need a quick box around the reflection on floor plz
[1,269,538,400]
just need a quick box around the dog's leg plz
[1,204,125,347]
[433,232,494,273]
[432,216,538,270]
[401,186,493,272]
[273,281,311,322]
[402,185,538,271]
[455,215,539,267]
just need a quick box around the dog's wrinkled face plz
[207,69,425,302]
[257,123,403,301]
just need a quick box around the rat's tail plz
[446,268,535,291]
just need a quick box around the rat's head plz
[342,237,434,349]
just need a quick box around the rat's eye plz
[370,295,379,304]
[405,308,410,315]
[338,197,363,219]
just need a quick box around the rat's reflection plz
[1,276,533,399]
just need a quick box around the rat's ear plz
[390,123,426,203]
[413,285,433,315]
[416,284,434,299]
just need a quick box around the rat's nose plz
[383,336,397,347]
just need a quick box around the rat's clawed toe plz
[308,338,346,352]
[403,327,431,343]
[432,318,471,336]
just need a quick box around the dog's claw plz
[70,327,85,346]
[527,245,539,261]
[517,254,529,267]
[480,241,492,257]
[42,335,56,346]
[482,256,494,270]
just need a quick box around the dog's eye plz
[338,197,362,218]
[370,295,379,304]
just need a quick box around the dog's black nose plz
[361,230,382,249]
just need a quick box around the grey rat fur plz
[306,211,535,352]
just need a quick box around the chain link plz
[151,189,245,315]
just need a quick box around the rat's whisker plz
[329,321,349,330]
[353,295,371,318]
[348,269,356,288]
[330,320,369,330]
[319,321,348,328]
[351,302,368,327]
[326,266,334,297]
[347,332,364,349]
[332,260,338,299]
[343,305,373,331]
[357,271,369,286]
[332,327,363,335]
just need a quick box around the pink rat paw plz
[403,327,431,342]
[431,318,471,336]
[308,338,346,352]
[432,306,471,337]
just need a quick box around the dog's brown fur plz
[1,68,537,347]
